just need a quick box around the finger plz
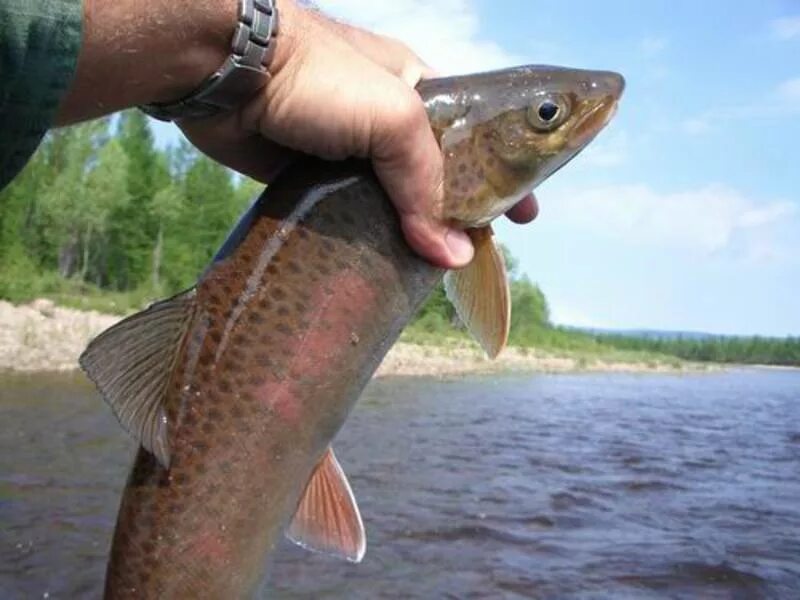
[505,193,539,224]
[371,86,473,269]
[307,10,435,85]
[340,30,432,85]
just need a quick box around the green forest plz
[1,115,798,367]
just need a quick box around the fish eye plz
[526,96,569,132]
[539,101,560,122]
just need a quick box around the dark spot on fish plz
[267,264,279,275]
[222,359,236,371]
[316,263,331,276]
[276,323,293,336]
[239,252,252,262]
[192,440,209,453]
[202,422,215,434]
[208,293,221,306]
[230,404,245,419]
[259,297,273,310]
[209,330,222,344]
[287,260,302,274]
[296,227,310,239]
[458,162,467,174]
[208,408,223,421]
[172,472,188,486]
[334,259,348,270]
[277,306,290,317]
[247,374,265,387]
[270,287,287,301]
[247,311,265,324]
[322,240,335,253]
[233,333,248,345]
[294,301,307,312]
[222,284,233,295]
[217,379,232,394]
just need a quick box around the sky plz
[153,0,800,336]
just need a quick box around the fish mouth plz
[569,72,625,150]
[569,96,620,150]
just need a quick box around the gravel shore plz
[0,299,700,375]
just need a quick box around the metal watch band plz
[141,0,279,121]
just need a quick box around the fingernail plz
[445,229,474,265]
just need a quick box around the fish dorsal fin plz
[443,225,510,358]
[78,289,197,469]
[287,447,366,563]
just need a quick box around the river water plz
[1,369,799,598]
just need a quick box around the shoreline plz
[0,299,712,376]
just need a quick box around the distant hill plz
[569,327,786,341]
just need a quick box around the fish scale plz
[81,65,624,598]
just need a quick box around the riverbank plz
[0,299,709,375]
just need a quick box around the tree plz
[106,111,167,290]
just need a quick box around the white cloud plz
[778,77,800,103]
[549,304,609,329]
[546,183,799,260]
[680,117,712,136]
[640,35,668,57]
[771,16,800,40]
[679,78,800,134]
[315,0,520,74]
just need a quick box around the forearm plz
[55,0,303,125]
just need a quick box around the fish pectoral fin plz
[287,447,366,563]
[78,288,197,469]
[443,225,511,358]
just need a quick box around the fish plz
[80,65,624,598]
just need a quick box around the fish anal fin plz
[287,447,366,563]
[78,289,197,469]
[444,225,510,358]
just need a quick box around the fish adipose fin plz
[287,447,366,563]
[443,225,511,358]
[78,289,197,469]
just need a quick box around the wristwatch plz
[141,0,279,121]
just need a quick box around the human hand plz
[56,0,538,269]
[179,0,538,269]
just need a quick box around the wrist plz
[57,0,239,124]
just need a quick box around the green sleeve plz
[0,0,83,191]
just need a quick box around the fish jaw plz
[419,65,625,228]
